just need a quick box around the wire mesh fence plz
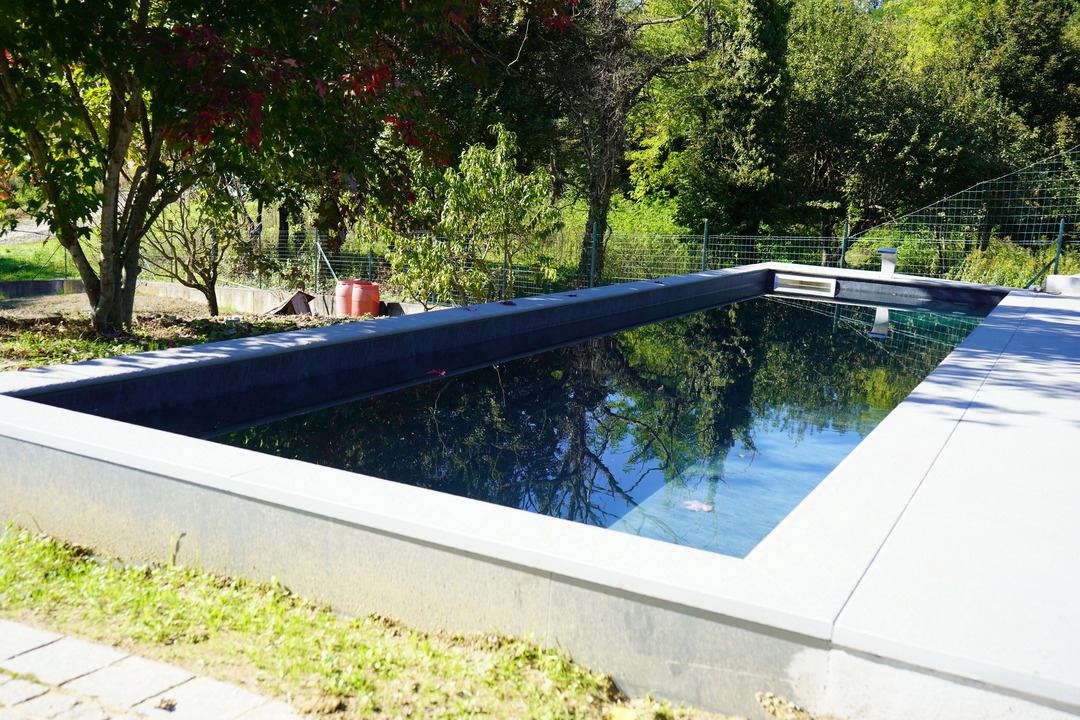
[20,145,1080,305]
[842,144,1080,286]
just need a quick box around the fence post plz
[590,222,598,288]
[701,220,709,271]
[839,220,850,269]
[368,248,375,281]
[313,232,321,293]
[1054,217,1066,275]
[255,202,264,289]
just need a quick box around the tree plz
[142,187,244,316]
[768,0,1012,245]
[675,0,792,242]
[0,0,558,334]
[1,1,294,333]
[388,124,563,305]
[464,0,719,285]
[894,0,1080,155]
[442,124,563,295]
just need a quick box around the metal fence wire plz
[137,144,1080,304]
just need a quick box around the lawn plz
[0,238,75,281]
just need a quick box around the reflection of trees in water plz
[219,300,978,529]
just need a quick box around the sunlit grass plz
[0,238,73,281]
[0,525,719,719]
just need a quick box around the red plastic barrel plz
[334,280,354,316]
[350,281,380,317]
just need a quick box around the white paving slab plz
[834,293,1080,707]
[0,637,126,686]
[52,705,114,720]
[64,655,194,709]
[0,620,61,660]
[134,677,271,719]
[13,690,80,717]
[0,677,48,706]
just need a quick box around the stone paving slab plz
[832,293,1080,709]
[0,622,301,720]
[0,622,61,661]
[135,677,272,719]
[0,678,48,707]
[64,657,194,710]
[13,690,80,717]
[0,638,126,686]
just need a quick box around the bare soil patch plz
[0,290,209,319]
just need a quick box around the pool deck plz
[1,267,1078,719]
[795,288,1080,717]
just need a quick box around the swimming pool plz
[216,297,987,556]
[8,265,1045,718]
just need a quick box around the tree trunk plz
[277,207,290,258]
[202,286,220,317]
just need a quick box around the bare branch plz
[633,0,709,29]
[506,19,530,69]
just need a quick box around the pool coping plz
[2,264,1076,719]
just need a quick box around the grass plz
[0,238,73,281]
[0,524,729,720]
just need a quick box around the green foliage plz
[389,232,489,309]
[779,0,997,236]
[0,0,565,333]
[442,124,563,289]
[893,0,1080,150]
[675,0,792,236]
[560,195,694,237]
[955,240,1080,286]
[389,125,562,306]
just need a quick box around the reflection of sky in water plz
[606,405,888,557]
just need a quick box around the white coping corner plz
[1046,273,1080,296]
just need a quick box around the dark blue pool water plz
[216,297,988,556]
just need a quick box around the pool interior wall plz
[3,263,1073,720]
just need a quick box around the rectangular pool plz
[216,297,988,556]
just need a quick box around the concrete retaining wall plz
[136,280,426,317]
[137,280,336,316]
[0,278,84,298]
